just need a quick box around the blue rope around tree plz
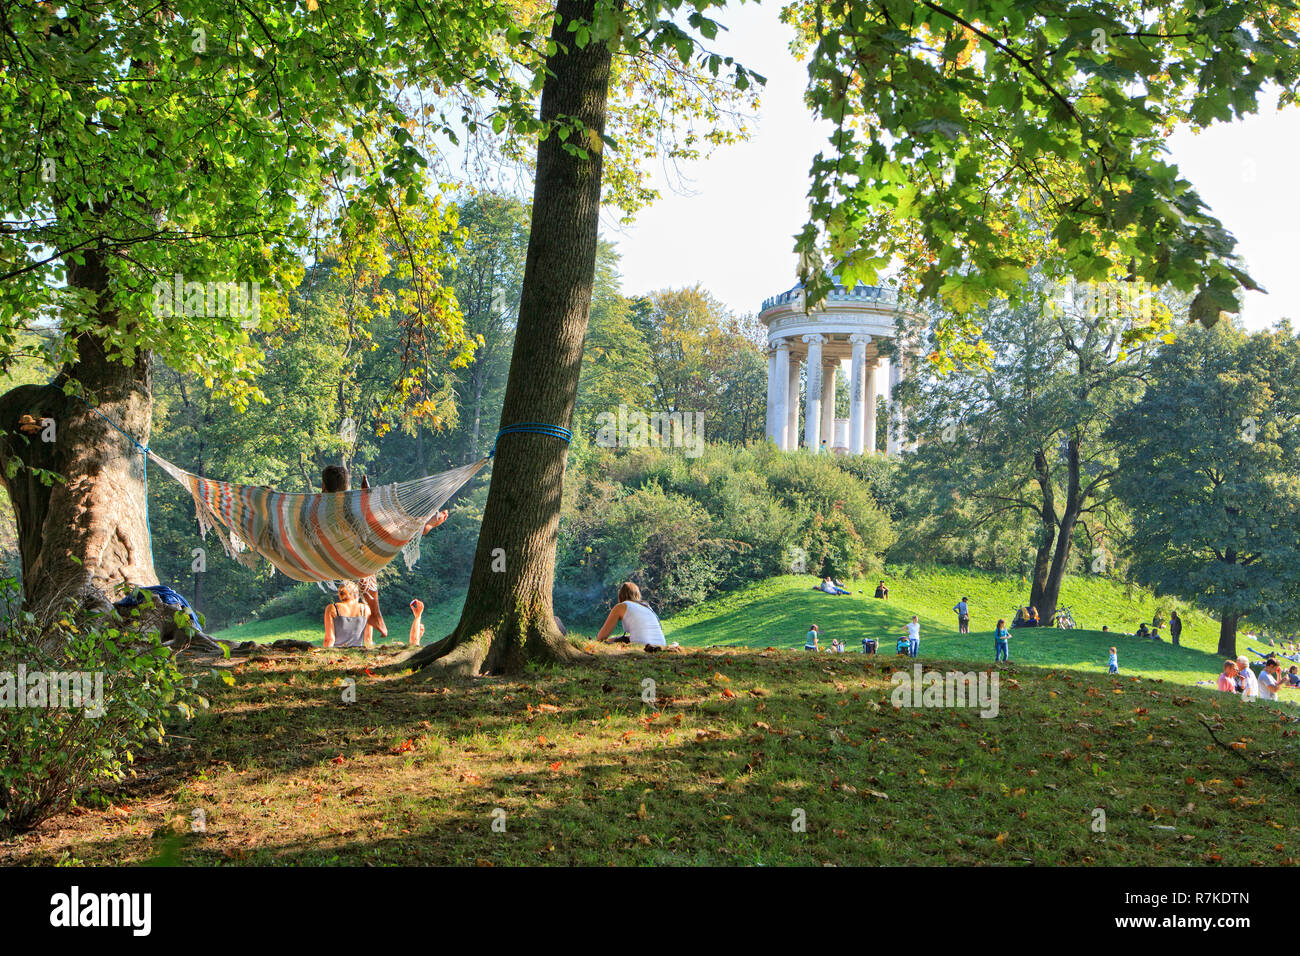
[490,422,572,457]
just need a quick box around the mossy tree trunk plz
[405,0,611,676]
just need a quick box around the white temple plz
[760,280,917,455]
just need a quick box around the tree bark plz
[1039,438,1083,625]
[0,249,156,619]
[1218,612,1238,659]
[403,0,612,676]
[1028,449,1056,613]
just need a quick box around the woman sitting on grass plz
[595,582,666,651]
[323,581,376,649]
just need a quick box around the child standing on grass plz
[994,618,1010,663]
[1108,646,1118,674]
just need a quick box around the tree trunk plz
[1028,449,1056,613]
[404,0,612,676]
[1217,612,1238,659]
[1038,438,1083,625]
[0,251,156,618]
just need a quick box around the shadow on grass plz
[8,645,1300,867]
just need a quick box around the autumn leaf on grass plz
[548,761,562,772]
[636,803,647,820]
[721,688,736,700]
[391,739,416,754]
[331,755,345,764]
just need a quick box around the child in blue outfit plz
[1108,646,1118,674]
[994,618,1010,663]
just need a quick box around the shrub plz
[0,581,195,835]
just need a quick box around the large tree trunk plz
[1217,612,1238,659]
[0,251,156,618]
[404,0,612,677]
[1038,438,1083,625]
[1028,449,1056,613]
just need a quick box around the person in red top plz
[1216,660,1238,693]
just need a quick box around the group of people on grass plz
[1217,655,1300,701]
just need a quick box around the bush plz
[557,445,894,621]
[0,581,195,835]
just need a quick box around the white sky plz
[603,3,1300,330]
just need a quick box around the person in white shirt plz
[906,615,921,657]
[1259,659,1281,701]
[595,582,667,650]
[1235,656,1260,700]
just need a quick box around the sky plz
[603,3,1300,330]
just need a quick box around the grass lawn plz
[3,641,1297,866]
[665,572,1285,692]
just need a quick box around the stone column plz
[803,334,825,452]
[848,334,870,454]
[765,348,777,443]
[773,341,791,450]
[820,360,837,452]
[786,351,800,450]
[887,356,903,456]
[863,357,879,454]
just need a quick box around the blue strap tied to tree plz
[490,422,572,458]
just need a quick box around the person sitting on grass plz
[1288,665,1300,688]
[805,624,820,651]
[861,635,877,655]
[408,599,425,646]
[594,582,667,651]
[1259,658,1281,701]
[874,580,889,599]
[322,463,449,644]
[1235,656,1260,700]
[1136,622,1151,639]
[323,580,375,649]
[1217,660,1239,693]
[994,618,1010,663]
[818,576,850,595]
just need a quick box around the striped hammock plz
[148,452,489,583]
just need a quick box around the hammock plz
[148,452,488,583]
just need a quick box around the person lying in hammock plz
[321,463,450,643]
[323,581,377,649]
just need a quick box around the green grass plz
[665,570,1280,693]
[221,567,1283,693]
[5,641,1299,866]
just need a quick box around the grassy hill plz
[5,641,1298,866]
[216,567,1286,694]
[664,571,1277,692]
